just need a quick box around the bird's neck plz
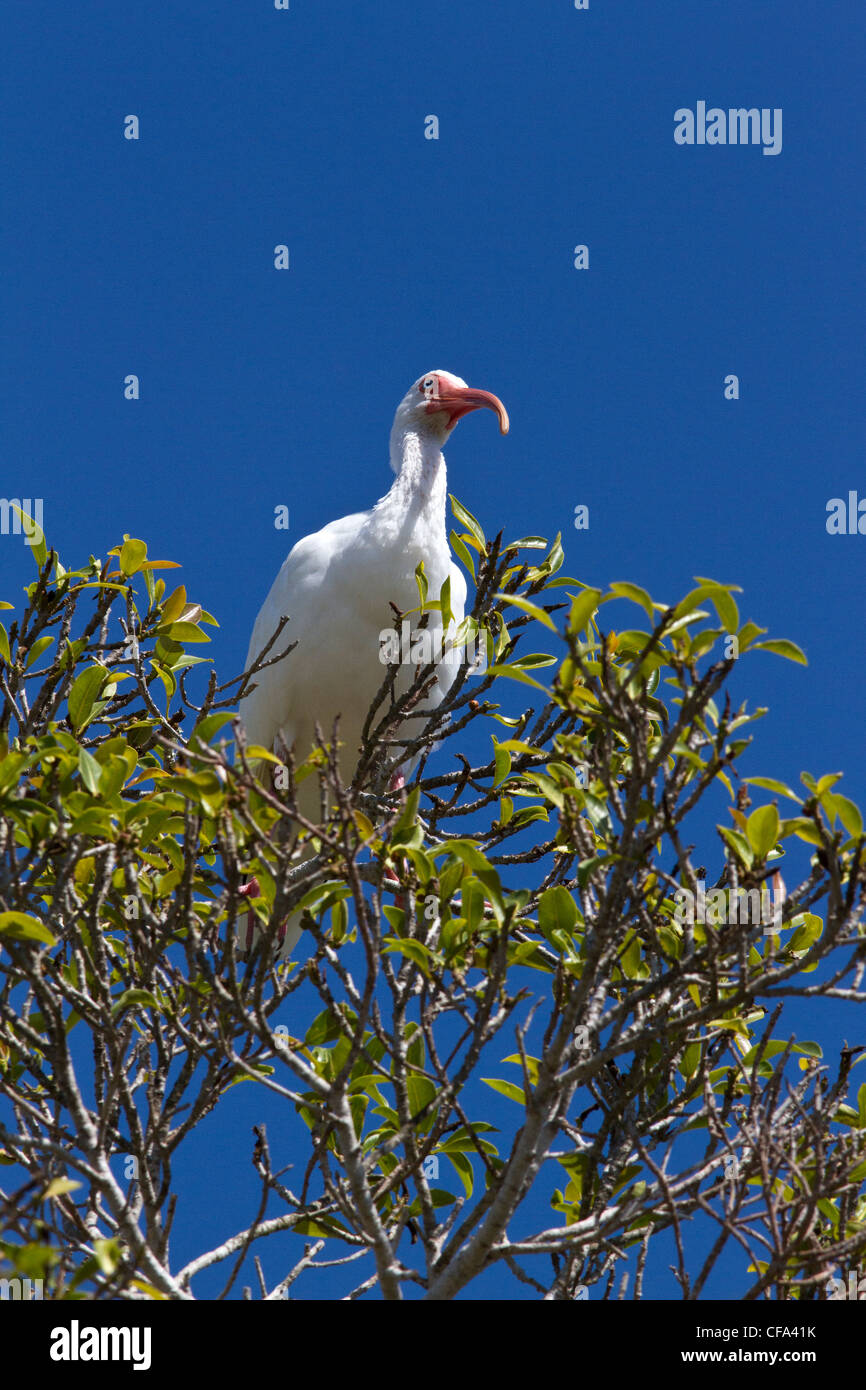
[371,428,449,542]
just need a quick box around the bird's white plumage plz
[242,511,466,784]
[238,369,506,956]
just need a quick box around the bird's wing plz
[240,511,369,754]
[241,522,470,778]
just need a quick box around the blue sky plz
[1,1,864,1299]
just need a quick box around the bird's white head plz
[389,370,509,470]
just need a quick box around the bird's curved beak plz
[430,384,510,435]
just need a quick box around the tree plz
[1,503,865,1301]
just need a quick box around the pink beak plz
[428,383,509,434]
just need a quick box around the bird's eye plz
[422,376,436,393]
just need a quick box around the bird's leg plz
[382,866,407,911]
[238,877,260,954]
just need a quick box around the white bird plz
[238,369,509,957]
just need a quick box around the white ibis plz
[238,369,509,957]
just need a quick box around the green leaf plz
[119,537,148,576]
[459,876,487,932]
[786,914,823,955]
[392,785,421,838]
[675,581,742,634]
[111,989,160,1019]
[129,1280,169,1301]
[512,652,556,670]
[68,665,107,732]
[438,1123,498,1154]
[160,584,187,625]
[10,505,48,568]
[737,621,766,652]
[751,639,807,665]
[445,1150,475,1197]
[328,900,348,945]
[25,635,54,669]
[745,777,801,803]
[617,930,644,980]
[165,771,224,819]
[439,573,452,630]
[502,535,548,552]
[70,808,115,838]
[673,586,714,622]
[192,710,238,745]
[496,592,558,633]
[450,530,476,580]
[828,795,863,840]
[449,494,486,551]
[815,773,842,794]
[78,747,102,794]
[747,804,780,860]
[710,590,739,635]
[407,1188,456,1215]
[569,588,601,635]
[437,840,498,877]
[785,818,824,847]
[538,886,579,936]
[244,744,283,764]
[304,1008,344,1047]
[414,560,428,608]
[536,533,564,578]
[486,662,550,692]
[150,660,176,705]
[93,1238,122,1276]
[608,581,654,621]
[407,1073,438,1122]
[296,882,351,917]
[493,741,512,786]
[718,826,754,869]
[739,1037,822,1067]
[662,609,710,638]
[509,805,550,830]
[0,624,10,666]
[382,938,435,973]
[163,621,210,643]
[0,912,56,947]
[481,1078,527,1105]
[44,1177,82,1199]
[502,1053,541,1087]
